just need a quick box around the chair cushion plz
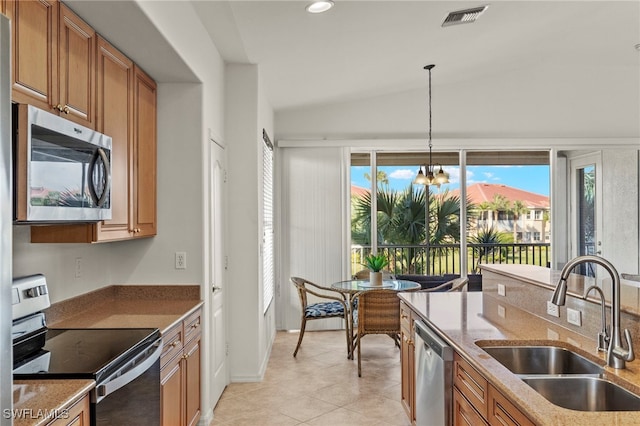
[305,301,344,318]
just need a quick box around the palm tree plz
[511,200,529,242]
[470,226,507,272]
[489,194,511,222]
[363,170,389,186]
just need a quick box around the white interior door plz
[209,139,227,404]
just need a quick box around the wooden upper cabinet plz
[94,36,134,240]
[133,66,157,237]
[58,3,95,128]
[7,0,59,110]
[7,0,95,129]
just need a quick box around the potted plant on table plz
[363,253,389,286]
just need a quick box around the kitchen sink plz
[481,345,604,375]
[522,377,640,411]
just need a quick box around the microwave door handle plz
[88,148,111,207]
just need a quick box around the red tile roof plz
[351,184,370,197]
[450,183,549,209]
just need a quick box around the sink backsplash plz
[482,269,640,350]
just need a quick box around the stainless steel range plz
[12,275,162,425]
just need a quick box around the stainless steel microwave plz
[13,104,112,223]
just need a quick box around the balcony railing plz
[351,243,551,275]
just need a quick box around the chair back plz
[356,289,401,334]
[447,277,469,292]
[291,276,310,308]
[353,269,396,280]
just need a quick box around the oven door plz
[92,338,161,426]
[14,104,112,223]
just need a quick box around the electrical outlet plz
[498,305,506,318]
[567,308,582,326]
[546,301,560,317]
[75,257,82,279]
[497,283,506,296]
[175,252,187,269]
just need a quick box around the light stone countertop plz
[13,285,203,425]
[399,290,640,425]
[12,379,95,426]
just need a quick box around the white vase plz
[369,271,383,286]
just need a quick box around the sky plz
[352,165,550,196]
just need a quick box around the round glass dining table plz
[331,279,421,293]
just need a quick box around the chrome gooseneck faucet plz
[550,255,635,369]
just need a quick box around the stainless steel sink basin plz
[522,377,640,411]
[482,346,603,375]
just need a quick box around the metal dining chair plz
[290,277,351,357]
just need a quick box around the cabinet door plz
[400,326,414,422]
[95,36,134,240]
[184,338,201,426]
[48,393,90,426]
[58,3,95,128]
[132,66,157,237]
[487,386,534,426]
[8,0,58,110]
[161,357,183,426]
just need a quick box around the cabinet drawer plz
[183,309,202,344]
[161,324,183,369]
[488,386,534,426]
[453,387,488,426]
[454,353,489,419]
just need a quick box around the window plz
[534,232,541,241]
[535,210,542,220]
[262,130,274,313]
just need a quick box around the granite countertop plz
[12,380,95,426]
[45,285,203,334]
[13,285,203,424]
[399,291,640,425]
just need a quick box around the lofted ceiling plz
[192,0,640,114]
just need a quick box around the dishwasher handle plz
[415,320,453,361]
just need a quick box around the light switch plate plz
[497,284,506,296]
[567,308,582,326]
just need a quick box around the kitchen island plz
[399,269,640,425]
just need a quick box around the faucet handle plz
[623,329,635,362]
[613,329,635,362]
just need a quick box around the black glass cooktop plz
[14,328,160,381]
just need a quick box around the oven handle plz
[96,338,162,403]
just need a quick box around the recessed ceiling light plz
[306,1,334,14]
[635,43,640,51]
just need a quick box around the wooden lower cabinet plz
[161,308,202,426]
[454,387,488,426]
[47,394,90,426]
[453,353,533,426]
[400,301,415,422]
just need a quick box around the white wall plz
[225,63,275,381]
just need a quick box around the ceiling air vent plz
[442,5,489,27]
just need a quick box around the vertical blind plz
[262,130,274,313]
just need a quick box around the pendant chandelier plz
[414,64,449,187]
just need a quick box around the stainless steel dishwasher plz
[414,319,453,426]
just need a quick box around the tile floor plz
[211,330,411,425]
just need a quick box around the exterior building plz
[451,183,550,242]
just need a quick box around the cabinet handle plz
[182,353,189,360]
[53,104,63,112]
[171,340,180,348]
[62,105,70,114]
[191,322,200,329]
[401,314,408,319]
